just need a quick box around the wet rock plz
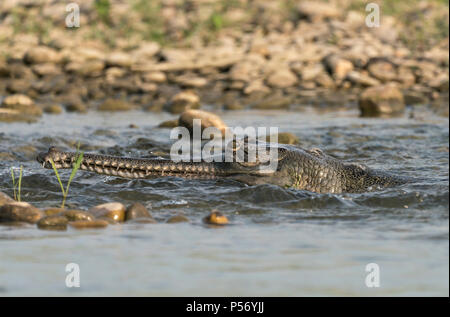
[266,68,298,88]
[166,214,189,223]
[404,91,428,105]
[125,203,153,221]
[179,109,227,135]
[224,101,245,111]
[251,94,292,110]
[0,108,37,123]
[37,216,68,231]
[158,119,179,128]
[60,210,95,222]
[145,98,166,112]
[359,84,405,117]
[323,54,354,81]
[1,94,42,117]
[167,91,200,114]
[43,104,63,114]
[203,211,229,225]
[98,98,134,111]
[126,218,157,224]
[267,132,299,145]
[44,207,66,216]
[89,202,125,223]
[0,192,15,207]
[69,220,109,229]
[0,202,44,224]
[65,102,87,113]
[24,46,62,64]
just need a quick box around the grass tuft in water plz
[49,145,84,209]
[10,165,23,202]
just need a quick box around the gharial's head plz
[214,138,393,193]
[212,139,303,187]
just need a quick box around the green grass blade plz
[18,165,23,202]
[65,151,84,198]
[10,167,16,201]
[49,158,66,197]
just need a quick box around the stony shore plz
[0,0,449,122]
[0,191,229,229]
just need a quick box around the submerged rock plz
[98,98,134,111]
[60,210,95,222]
[359,84,405,117]
[89,202,125,223]
[37,215,68,230]
[43,104,63,114]
[44,207,66,216]
[125,203,153,221]
[166,214,189,223]
[203,211,229,225]
[167,91,200,114]
[69,220,109,229]
[0,108,37,123]
[251,94,292,110]
[65,101,88,113]
[0,202,44,224]
[158,119,179,128]
[179,109,227,135]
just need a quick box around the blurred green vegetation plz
[94,0,111,25]
[4,0,449,50]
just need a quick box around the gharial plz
[37,141,410,194]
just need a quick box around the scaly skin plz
[37,144,409,194]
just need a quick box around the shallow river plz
[0,107,448,296]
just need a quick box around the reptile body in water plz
[37,142,410,194]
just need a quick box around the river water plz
[0,106,448,296]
